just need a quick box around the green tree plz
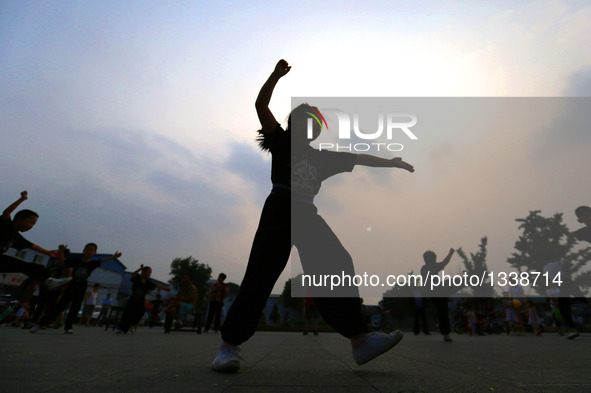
[507,210,591,296]
[168,256,212,306]
[456,236,496,297]
[279,274,304,309]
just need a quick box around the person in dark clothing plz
[548,205,591,340]
[97,293,113,327]
[563,206,591,243]
[30,243,121,334]
[117,265,170,334]
[212,59,414,372]
[148,293,163,328]
[204,273,229,333]
[412,290,430,336]
[420,248,455,342]
[0,191,71,290]
[30,244,71,325]
[543,250,587,340]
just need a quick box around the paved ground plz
[0,326,590,393]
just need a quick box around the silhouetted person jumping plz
[212,59,415,372]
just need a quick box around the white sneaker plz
[64,329,74,334]
[29,324,41,334]
[567,332,580,340]
[353,331,404,365]
[44,277,72,291]
[212,348,245,373]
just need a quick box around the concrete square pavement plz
[1,326,589,393]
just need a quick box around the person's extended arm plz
[2,191,28,220]
[132,264,143,278]
[30,244,58,258]
[552,218,577,238]
[355,154,414,173]
[255,59,291,134]
[156,284,171,292]
[438,248,455,268]
[99,251,122,264]
[551,217,590,243]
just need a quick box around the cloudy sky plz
[1,1,590,300]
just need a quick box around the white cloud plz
[1,1,590,294]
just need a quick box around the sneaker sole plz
[355,332,404,365]
[212,360,240,373]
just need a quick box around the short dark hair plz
[219,273,227,281]
[423,251,436,264]
[13,209,38,222]
[142,266,152,273]
[575,206,591,218]
[84,243,98,250]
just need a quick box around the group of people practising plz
[1,191,231,336]
[0,191,122,333]
[2,59,589,374]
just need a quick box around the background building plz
[0,249,170,306]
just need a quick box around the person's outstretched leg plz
[64,286,85,333]
[214,196,291,372]
[213,302,223,331]
[31,288,49,324]
[558,297,579,339]
[164,313,173,333]
[1,254,71,290]
[204,302,214,332]
[433,297,452,342]
[31,286,73,333]
[1,254,49,281]
[296,211,403,365]
[118,303,133,333]
[130,302,146,332]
